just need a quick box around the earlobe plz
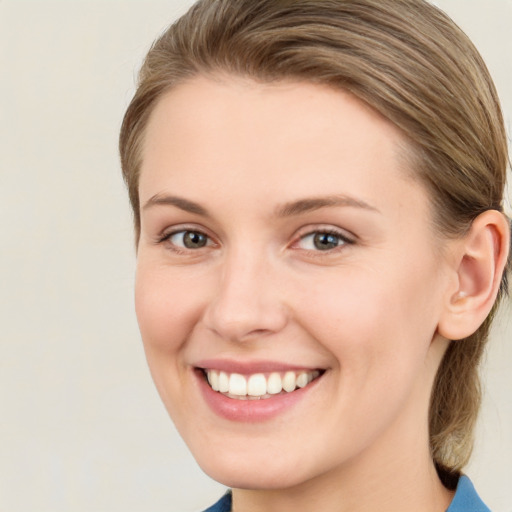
[438,210,510,341]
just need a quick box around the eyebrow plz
[142,193,380,218]
[142,194,210,216]
[276,195,380,217]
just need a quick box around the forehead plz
[143,75,404,153]
[139,75,424,220]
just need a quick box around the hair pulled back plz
[120,0,510,482]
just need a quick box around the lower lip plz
[195,369,322,422]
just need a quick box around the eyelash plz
[293,228,354,253]
[156,227,355,255]
[157,227,215,253]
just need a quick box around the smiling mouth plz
[201,369,324,400]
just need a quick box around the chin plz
[204,468,308,491]
[193,447,313,490]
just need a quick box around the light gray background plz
[1,1,511,511]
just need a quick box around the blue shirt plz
[202,475,490,512]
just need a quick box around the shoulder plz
[202,490,232,512]
[447,475,491,512]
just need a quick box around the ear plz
[437,210,510,341]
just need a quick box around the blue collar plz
[202,490,231,512]
[447,475,490,512]
[204,475,490,512]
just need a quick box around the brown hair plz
[119,0,510,482]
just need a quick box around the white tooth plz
[267,372,283,394]
[312,370,320,380]
[296,372,309,388]
[208,370,220,391]
[218,371,229,393]
[282,371,296,392]
[229,373,247,396]
[248,373,267,396]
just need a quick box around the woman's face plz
[136,76,454,489]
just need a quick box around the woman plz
[119,1,510,510]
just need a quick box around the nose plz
[202,249,289,342]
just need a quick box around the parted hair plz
[120,0,510,484]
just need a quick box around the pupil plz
[313,233,339,250]
[184,231,207,248]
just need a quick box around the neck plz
[232,393,454,512]
[232,445,453,512]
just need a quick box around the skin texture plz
[135,76,465,512]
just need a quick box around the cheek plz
[295,259,442,380]
[134,263,205,352]
[134,263,207,420]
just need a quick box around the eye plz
[166,230,211,249]
[296,230,351,251]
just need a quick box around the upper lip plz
[195,359,325,374]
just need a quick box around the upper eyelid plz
[159,224,212,239]
[293,225,356,242]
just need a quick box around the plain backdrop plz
[1,1,511,511]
